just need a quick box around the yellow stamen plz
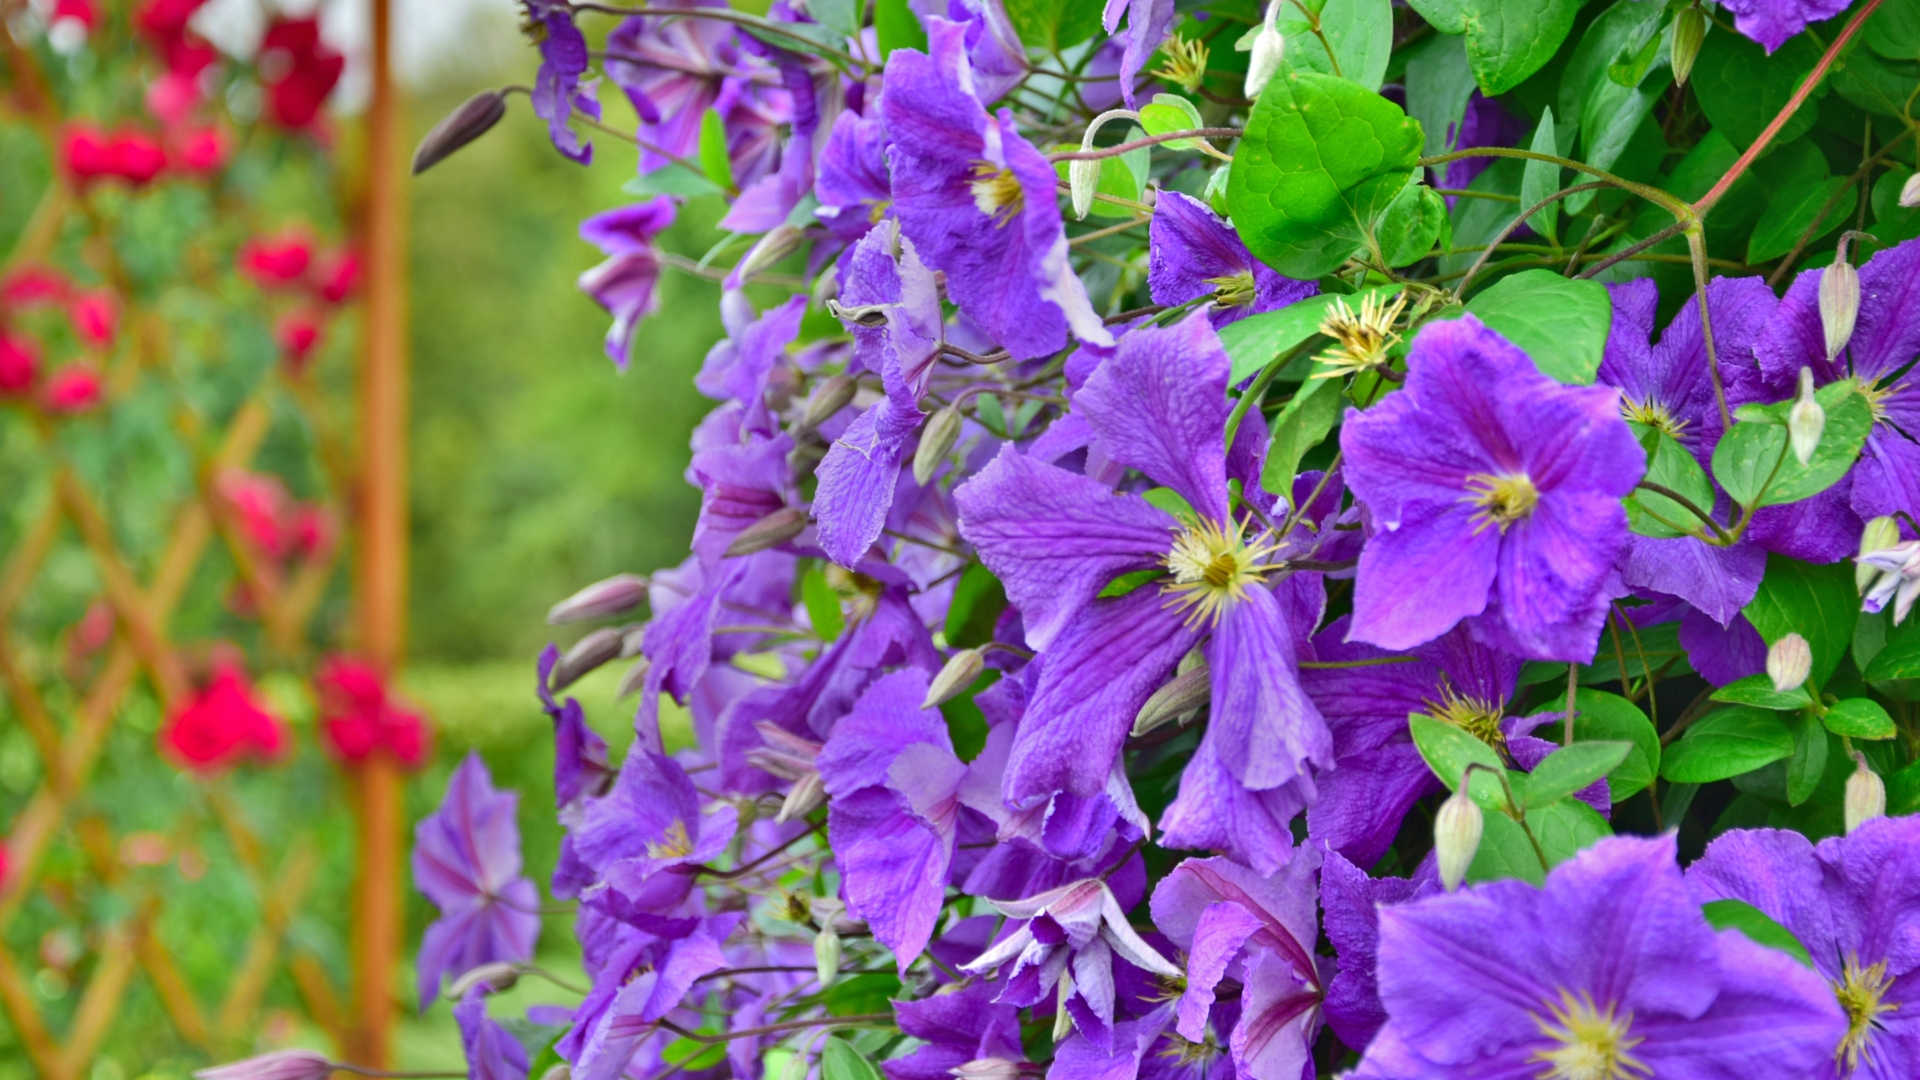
[1834,953,1898,1072]
[1620,397,1690,440]
[825,565,884,623]
[646,819,695,860]
[1206,272,1257,308]
[1530,990,1649,1080]
[1155,1031,1224,1067]
[1314,292,1409,378]
[968,162,1024,227]
[1161,517,1283,628]
[1861,378,1903,426]
[1463,472,1540,533]
[1424,681,1508,757]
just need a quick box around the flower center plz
[1620,397,1689,439]
[1424,683,1508,757]
[1315,291,1408,378]
[1156,1031,1224,1067]
[1530,990,1648,1080]
[646,819,695,860]
[825,564,884,622]
[968,162,1024,227]
[1162,517,1282,628]
[1206,272,1257,308]
[1463,472,1540,533]
[1834,953,1898,1071]
[1151,34,1210,93]
[1861,378,1903,426]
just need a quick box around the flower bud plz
[778,770,826,822]
[615,656,651,699]
[1858,516,1902,593]
[539,1066,571,1080]
[1070,157,1100,221]
[1846,752,1886,834]
[547,572,649,624]
[952,1061,1021,1080]
[1242,3,1286,99]
[725,507,808,557]
[778,1049,811,1080]
[1434,785,1484,892]
[814,924,842,987]
[732,224,806,288]
[1132,663,1210,736]
[1788,367,1825,466]
[925,649,985,708]
[1859,540,1920,625]
[1766,632,1812,694]
[194,1051,334,1080]
[1053,970,1076,1040]
[1820,259,1859,361]
[799,373,858,432]
[1671,6,1706,86]
[446,961,521,999]
[412,90,508,175]
[550,627,624,692]
[913,405,963,486]
[1902,172,1920,209]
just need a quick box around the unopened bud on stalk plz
[1820,259,1860,361]
[1789,367,1825,466]
[551,627,624,691]
[446,961,521,999]
[1766,632,1812,693]
[800,373,858,432]
[1902,172,1920,208]
[1671,7,1706,87]
[1133,663,1211,736]
[778,770,826,822]
[778,1049,811,1080]
[412,90,508,174]
[615,656,651,699]
[734,224,806,287]
[1070,158,1100,221]
[547,572,648,624]
[620,626,645,658]
[1859,516,1903,593]
[726,507,808,557]
[1846,752,1886,834]
[1434,784,1484,892]
[193,1051,335,1080]
[1241,2,1286,98]
[1053,971,1076,1040]
[914,406,963,486]
[814,925,843,987]
[539,1065,571,1080]
[952,1061,1021,1080]
[925,649,985,708]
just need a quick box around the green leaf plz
[1870,166,1920,245]
[1097,568,1161,599]
[1823,698,1898,740]
[874,0,928,57]
[1375,181,1448,266]
[1519,109,1560,244]
[1408,714,1510,809]
[810,0,864,42]
[944,563,1007,648]
[1701,899,1815,968]
[1404,0,1583,95]
[1535,688,1660,800]
[1227,72,1424,279]
[1692,30,1826,151]
[1140,95,1207,151]
[624,164,724,199]
[1743,554,1859,687]
[1661,706,1795,783]
[1865,616,1920,681]
[1834,47,1920,120]
[822,1039,885,1080]
[1002,0,1103,51]
[1785,712,1827,806]
[1568,0,1671,207]
[1219,286,1399,383]
[1867,0,1920,62]
[1626,429,1716,539]
[1748,174,1858,265]
[1559,0,1665,136]
[1276,0,1395,91]
[1461,270,1611,385]
[823,972,901,1016]
[698,109,737,189]
[1405,32,1475,158]
[1710,673,1814,711]
[1522,741,1633,809]
[1711,382,1874,509]
[1263,375,1345,498]
[1465,798,1612,886]
[1142,486,1197,518]
[802,567,845,642]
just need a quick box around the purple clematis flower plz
[698,295,808,436]
[564,912,739,1080]
[413,753,542,1011]
[1361,833,1847,1080]
[603,0,764,174]
[963,876,1183,1051]
[1722,0,1855,53]
[1146,191,1317,328]
[525,0,600,164]
[562,746,739,907]
[690,432,794,567]
[1342,315,1645,661]
[1436,93,1527,196]
[1101,0,1173,109]
[882,19,1111,361]
[578,199,679,371]
[1149,852,1326,1080]
[1689,816,1920,1078]
[885,982,1029,1080]
[536,645,614,815]
[457,988,530,1080]
[956,311,1330,809]
[1755,238,1920,545]
[816,108,892,247]
[1319,848,1441,1053]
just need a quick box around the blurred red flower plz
[52,0,100,33]
[238,231,315,288]
[42,364,102,413]
[68,290,118,347]
[136,0,216,76]
[275,309,324,373]
[161,665,288,771]
[169,125,229,174]
[1,266,68,310]
[0,333,41,397]
[110,131,169,185]
[61,124,114,182]
[258,18,344,131]
[315,656,430,768]
[216,468,293,557]
[312,248,360,304]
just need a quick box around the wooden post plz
[347,0,409,1065]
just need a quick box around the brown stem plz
[1048,129,1244,161]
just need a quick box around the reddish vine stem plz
[1048,129,1245,161]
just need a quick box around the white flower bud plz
[1901,171,1920,208]
[725,507,808,557]
[925,649,986,708]
[914,405,963,486]
[734,224,806,286]
[800,373,858,432]
[1788,367,1825,466]
[1434,785,1484,893]
[1053,970,1076,1040]
[1132,662,1210,736]
[614,656,651,699]
[814,924,843,987]
[446,961,521,999]
[1242,2,1286,98]
[1858,516,1902,594]
[1820,259,1860,361]
[952,1061,1021,1080]
[1766,632,1813,694]
[547,573,649,624]
[1070,158,1100,221]
[539,1065,572,1080]
[1846,752,1886,834]
[778,770,826,822]
[551,627,625,692]
[1671,6,1707,87]
[194,1052,335,1080]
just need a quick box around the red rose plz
[0,333,41,397]
[62,124,114,182]
[42,364,102,414]
[315,656,431,769]
[1,266,69,310]
[312,248,360,304]
[169,125,229,174]
[259,18,344,131]
[275,309,324,373]
[215,469,293,558]
[161,666,288,772]
[68,290,118,347]
[238,231,315,288]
